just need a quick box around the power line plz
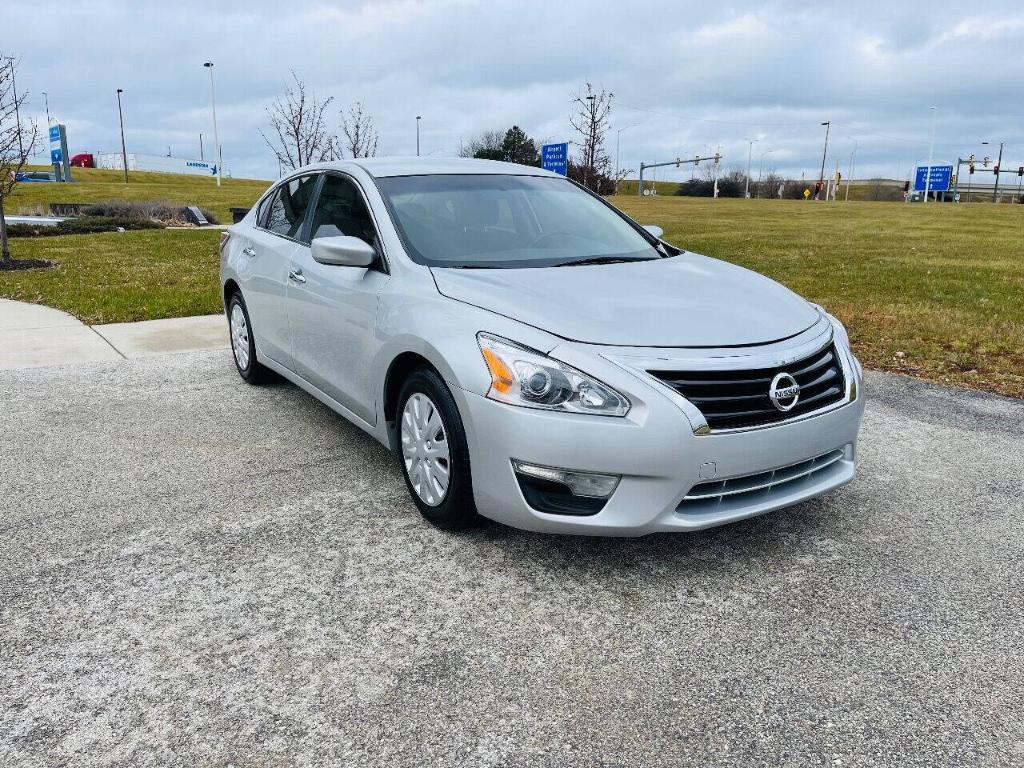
[617,102,822,129]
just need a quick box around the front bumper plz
[457,327,865,536]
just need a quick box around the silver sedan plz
[221,158,864,535]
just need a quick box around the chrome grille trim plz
[648,341,847,432]
[682,449,845,502]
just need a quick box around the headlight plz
[477,333,630,417]
[817,307,862,379]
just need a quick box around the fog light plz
[511,460,620,498]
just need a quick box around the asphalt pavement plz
[1,350,1022,767]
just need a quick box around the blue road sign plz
[49,125,60,143]
[541,143,568,176]
[914,164,953,192]
[51,148,63,164]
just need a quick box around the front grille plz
[677,448,847,515]
[649,344,846,431]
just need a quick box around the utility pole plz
[818,121,830,200]
[757,149,773,198]
[992,141,1004,202]
[199,133,204,160]
[924,106,937,203]
[416,115,421,156]
[203,62,221,187]
[116,88,129,184]
[845,138,858,202]
[744,138,757,198]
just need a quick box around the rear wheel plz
[227,292,271,384]
[397,369,479,530]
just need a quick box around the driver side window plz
[309,174,379,248]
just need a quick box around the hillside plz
[9,166,270,223]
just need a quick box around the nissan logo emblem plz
[769,372,801,412]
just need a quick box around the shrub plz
[80,200,219,225]
[6,216,164,237]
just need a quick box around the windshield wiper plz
[553,255,652,267]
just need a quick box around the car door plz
[239,174,318,369]
[285,173,390,425]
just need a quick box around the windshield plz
[375,174,661,268]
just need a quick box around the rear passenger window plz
[309,174,379,247]
[263,175,318,239]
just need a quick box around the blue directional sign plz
[49,125,63,164]
[541,143,568,176]
[914,164,953,192]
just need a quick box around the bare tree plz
[569,83,613,192]
[260,71,335,171]
[340,101,378,158]
[458,129,504,159]
[1,55,39,269]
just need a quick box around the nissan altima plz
[220,158,864,535]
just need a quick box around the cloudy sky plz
[6,0,1024,182]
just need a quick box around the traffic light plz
[983,156,991,167]
[994,165,999,175]
[1018,166,1023,177]
[969,162,975,174]
[676,157,681,168]
[903,180,910,192]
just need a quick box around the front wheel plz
[397,369,479,530]
[227,292,271,384]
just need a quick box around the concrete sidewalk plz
[0,299,228,370]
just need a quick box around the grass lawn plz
[614,196,1024,398]
[2,190,1022,398]
[9,166,269,223]
[0,229,222,324]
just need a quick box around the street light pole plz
[744,138,757,198]
[6,58,24,158]
[992,141,1004,203]
[116,89,129,184]
[924,106,937,203]
[41,91,51,127]
[818,121,830,200]
[203,62,221,187]
[416,116,421,156]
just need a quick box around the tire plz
[397,369,479,530]
[226,291,271,385]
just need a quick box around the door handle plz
[242,246,257,258]
[288,268,306,284]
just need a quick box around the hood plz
[431,254,820,348]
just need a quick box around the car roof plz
[296,156,563,179]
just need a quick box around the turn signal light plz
[482,347,515,394]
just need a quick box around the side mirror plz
[311,235,376,267]
[642,224,664,239]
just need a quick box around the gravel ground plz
[1,350,1022,767]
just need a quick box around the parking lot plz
[2,350,1022,767]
